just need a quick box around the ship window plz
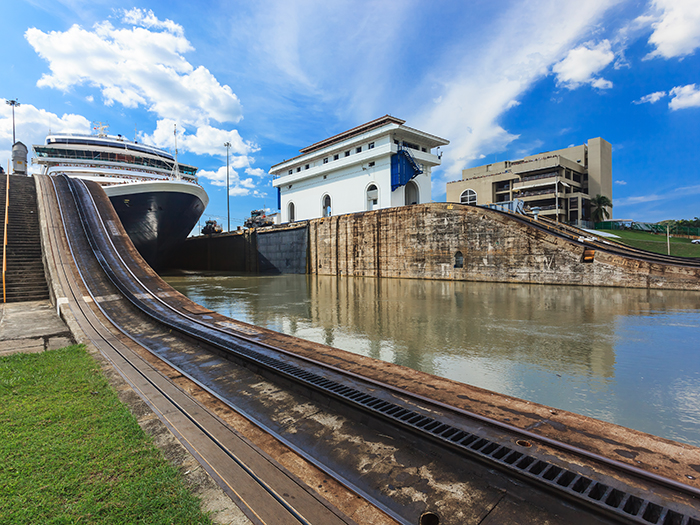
[460,189,477,205]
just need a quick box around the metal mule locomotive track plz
[42,173,700,524]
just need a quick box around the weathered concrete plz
[308,203,700,290]
[0,299,73,356]
[171,204,700,290]
[257,224,308,274]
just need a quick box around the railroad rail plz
[39,173,700,524]
[483,205,700,269]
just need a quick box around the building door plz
[405,181,419,205]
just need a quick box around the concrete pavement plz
[0,300,73,357]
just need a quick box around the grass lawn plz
[0,344,213,525]
[597,229,700,258]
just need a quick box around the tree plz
[591,194,613,224]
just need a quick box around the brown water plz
[163,272,700,447]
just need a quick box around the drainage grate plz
[67,176,700,525]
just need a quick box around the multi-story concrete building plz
[446,138,612,225]
[270,115,449,223]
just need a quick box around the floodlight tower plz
[6,99,20,144]
[224,141,231,231]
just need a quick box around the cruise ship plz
[33,128,209,270]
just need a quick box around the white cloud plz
[646,0,700,59]
[552,40,615,90]
[197,165,257,196]
[413,1,618,183]
[0,101,92,171]
[245,167,267,178]
[615,180,627,185]
[633,91,667,104]
[141,119,259,158]
[669,84,700,110]
[24,9,242,128]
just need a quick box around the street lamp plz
[6,99,20,145]
[224,141,231,232]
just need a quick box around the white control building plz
[270,115,449,223]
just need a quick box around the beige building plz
[446,138,612,225]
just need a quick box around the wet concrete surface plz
[0,299,73,356]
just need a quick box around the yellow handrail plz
[3,169,8,303]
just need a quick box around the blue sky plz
[2,0,699,228]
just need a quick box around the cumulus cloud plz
[25,8,243,129]
[645,0,700,59]
[197,165,257,196]
[552,40,615,90]
[615,180,627,185]
[0,101,92,171]
[141,119,258,157]
[669,84,700,110]
[633,91,667,104]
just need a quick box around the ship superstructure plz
[33,128,208,270]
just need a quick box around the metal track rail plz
[60,174,700,525]
[481,205,700,268]
[41,174,363,525]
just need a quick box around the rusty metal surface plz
[40,174,700,524]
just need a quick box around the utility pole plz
[6,99,20,144]
[224,141,231,232]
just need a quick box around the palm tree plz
[591,194,613,224]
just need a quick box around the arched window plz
[460,189,477,205]
[322,194,332,217]
[454,251,464,268]
[366,184,378,211]
[405,180,419,205]
[288,202,295,223]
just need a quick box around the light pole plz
[6,99,20,144]
[224,141,231,232]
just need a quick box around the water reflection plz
[163,272,700,446]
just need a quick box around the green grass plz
[597,229,700,258]
[0,345,213,525]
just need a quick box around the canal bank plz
[170,203,700,291]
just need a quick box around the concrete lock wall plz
[171,204,700,290]
[306,203,700,290]
[257,226,308,274]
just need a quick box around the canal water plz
[162,272,700,447]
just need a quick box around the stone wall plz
[169,204,700,290]
[307,203,700,290]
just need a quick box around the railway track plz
[38,174,700,524]
[489,206,700,269]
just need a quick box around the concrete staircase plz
[1,175,50,303]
